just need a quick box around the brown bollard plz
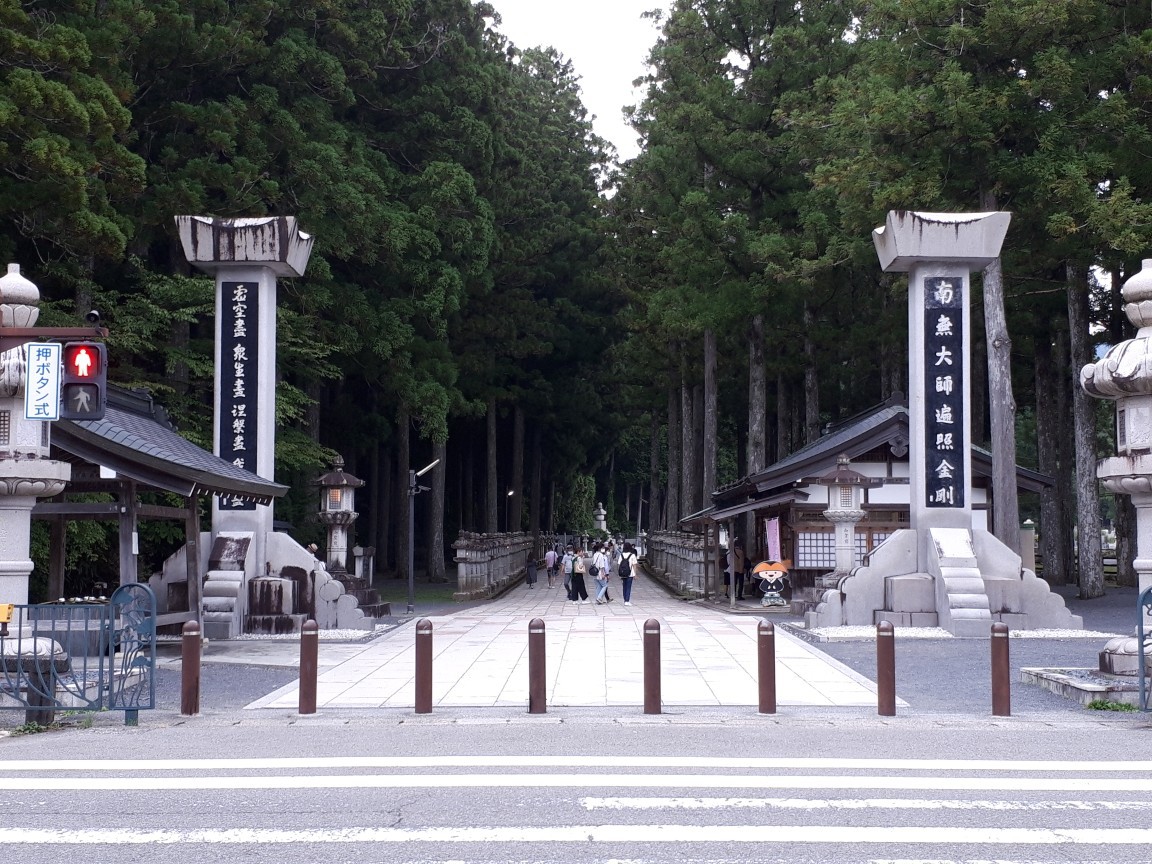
[643,618,661,714]
[991,621,1011,716]
[758,619,776,714]
[299,619,318,715]
[415,618,433,714]
[180,620,201,716]
[528,618,546,714]
[876,620,896,716]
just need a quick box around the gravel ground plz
[794,585,1143,716]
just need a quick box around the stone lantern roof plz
[1081,259,1152,400]
[313,455,364,489]
[816,453,884,488]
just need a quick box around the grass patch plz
[1086,699,1139,712]
[371,578,459,609]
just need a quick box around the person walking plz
[561,544,576,596]
[544,545,558,588]
[526,552,537,589]
[569,545,590,604]
[618,542,638,606]
[592,543,611,604]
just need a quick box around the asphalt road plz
[1,713,1149,864]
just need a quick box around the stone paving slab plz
[244,569,892,711]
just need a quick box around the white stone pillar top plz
[0,263,41,327]
[175,216,314,277]
[873,211,1011,272]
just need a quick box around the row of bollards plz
[178,616,1012,718]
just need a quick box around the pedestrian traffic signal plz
[59,341,107,421]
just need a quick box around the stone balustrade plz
[452,531,534,601]
[646,530,708,598]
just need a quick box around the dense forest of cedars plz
[4,1,1150,598]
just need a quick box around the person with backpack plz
[618,541,638,606]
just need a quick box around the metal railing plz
[1139,586,1151,713]
[0,583,156,726]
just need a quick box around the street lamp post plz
[407,459,440,615]
[506,489,515,533]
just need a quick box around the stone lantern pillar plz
[1081,259,1152,675]
[818,454,883,592]
[0,264,71,603]
[314,455,364,576]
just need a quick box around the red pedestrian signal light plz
[60,341,107,420]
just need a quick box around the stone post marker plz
[176,216,313,587]
[805,212,1081,635]
[873,211,1011,535]
[0,264,71,603]
[1081,258,1152,673]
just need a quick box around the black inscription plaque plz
[219,281,258,510]
[923,276,965,508]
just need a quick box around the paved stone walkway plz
[243,568,887,711]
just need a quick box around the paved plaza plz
[226,568,888,712]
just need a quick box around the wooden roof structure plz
[33,386,287,625]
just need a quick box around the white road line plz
[0,825,1150,845]
[3,773,1151,792]
[1,756,1149,773]
[582,797,1152,812]
[869,860,1118,864]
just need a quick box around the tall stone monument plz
[807,212,1081,635]
[176,217,313,630]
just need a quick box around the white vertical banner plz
[764,516,781,562]
[24,343,61,421]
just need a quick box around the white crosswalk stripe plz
[5,755,1148,863]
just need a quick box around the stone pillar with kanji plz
[176,216,313,624]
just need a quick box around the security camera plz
[85,310,101,324]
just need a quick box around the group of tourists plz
[537,540,639,607]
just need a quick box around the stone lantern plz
[314,455,364,576]
[1081,259,1152,676]
[817,454,883,591]
[0,264,71,603]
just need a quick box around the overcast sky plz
[489,1,668,161]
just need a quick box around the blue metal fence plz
[0,583,156,726]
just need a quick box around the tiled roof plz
[53,386,287,502]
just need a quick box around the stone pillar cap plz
[873,210,1011,272]
[175,215,313,277]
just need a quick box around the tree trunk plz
[1067,264,1104,598]
[1056,327,1077,587]
[463,434,474,531]
[980,191,1020,552]
[376,441,392,573]
[666,385,680,529]
[803,303,820,445]
[396,405,411,581]
[703,328,718,508]
[1034,336,1067,585]
[486,397,498,534]
[692,382,704,514]
[680,371,694,523]
[1115,495,1137,587]
[425,438,447,582]
[530,428,543,555]
[776,371,790,458]
[511,404,524,532]
[648,412,660,536]
[746,314,766,551]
